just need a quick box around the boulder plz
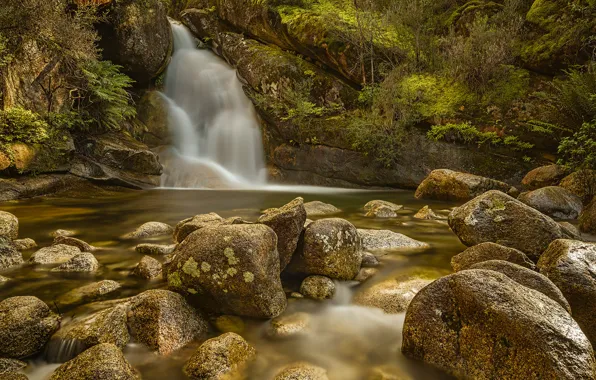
[415,169,515,201]
[469,260,570,312]
[559,169,596,203]
[265,312,311,340]
[538,240,596,346]
[0,359,26,375]
[51,252,99,272]
[257,197,307,271]
[53,236,96,252]
[0,211,18,239]
[0,237,24,270]
[303,201,340,216]
[358,229,429,252]
[402,270,596,379]
[127,289,209,355]
[0,296,60,358]
[29,244,81,265]
[289,218,361,280]
[413,205,445,220]
[448,190,573,260]
[173,212,243,243]
[184,332,256,380]
[364,200,403,218]
[49,343,139,380]
[132,256,163,280]
[274,362,329,380]
[353,278,432,314]
[522,164,569,190]
[56,280,121,307]
[559,221,581,238]
[579,198,596,234]
[12,238,37,251]
[451,242,536,272]
[518,186,583,219]
[122,221,173,239]
[166,224,286,318]
[135,243,177,255]
[300,276,336,300]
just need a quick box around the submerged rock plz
[300,276,336,300]
[53,236,96,252]
[413,206,445,220]
[274,362,329,380]
[521,164,569,191]
[355,268,378,283]
[0,211,18,239]
[0,237,24,270]
[257,197,307,271]
[12,238,37,251]
[448,190,573,260]
[402,270,596,379]
[49,343,139,380]
[266,312,311,340]
[0,296,60,359]
[518,186,583,219]
[451,242,536,272]
[135,243,177,255]
[353,278,432,314]
[50,229,76,238]
[415,169,515,201]
[0,275,10,283]
[51,252,99,272]
[214,315,245,334]
[122,221,173,239]
[184,332,256,380]
[56,280,121,307]
[358,229,429,252]
[166,224,287,318]
[303,201,340,216]
[579,198,596,234]
[29,244,81,265]
[132,255,162,280]
[367,365,411,380]
[364,200,403,218]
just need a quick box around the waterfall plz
[159,23,267,188]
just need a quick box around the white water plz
[159,24,267,188]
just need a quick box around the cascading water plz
[159,23,267,188]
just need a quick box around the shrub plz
[428,122,534,151]
[0,108,49,146]
[558,119,596,170]
[550,62,596,129]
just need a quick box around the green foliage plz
[558,119,596,170]
[481,65,530,110]
[551,63,596,129]
[0,108,49,146]
[428,122,534,151]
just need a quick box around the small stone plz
[51,252,99,272]
[12,238,37,251]
[361,252,380,267]
[56,280,121,307]
[358,229,429,252]
[135,243,176,255]
[413,206,445,220]
[122,221,173,239]
[266,312,311,339]
[353,278,431,314]
[274,362,329,380]
[0,211,18,239]
[50,229,76,238]
[132,255,162,280]
[290,292,304,299]
[300,276,336,300]
[29,244,81,265]
[354,268,378,282]
[53,236,96,252]
[303,201,340,216]
[214,315,245,334]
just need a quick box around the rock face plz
[303,201,340,216]
[353,278,432,314]
[538,240,596,346]
[29,244,81,265]
[579,198,596,233]
[448,190,573,260]
[518,186,583,219]
[49,343,139,380]
[184,332,256,380]
[0,237,24,270]
[53,236,95,252]
[300,276,336,300]
[363,200,403,218]
[132,256,163,280]
[522,164,569,190]
[127,290,208,355]
[56,280,121,307]
[274,362,329,380]
[122,221,173,239]
[51,252,99,272]
[0,211,18,239]
[289,218,361,280]
[258,197,307,270]
[0,296,60,359]
[451,242,536,272]
[415,169,515,201]
[402,270,596,379]
[166,224,287,318]
[358,229,429,252]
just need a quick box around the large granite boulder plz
[415,169,515,201]
[0,211,18,239]
[538,240,596,346]
[402,270,596,379]
[451,242,536,272]
[518,186,583,219]
[0,296,60,358]
[521,164,569,191]
[0,237,24,270]
[448,190,574,261]
[579,197,596,234]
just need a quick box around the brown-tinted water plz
[1,188,466,379]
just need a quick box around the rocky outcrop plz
[353,278,432,314]
[559,170,596,203]
[521,164,569,190]
[0,211,18,239]
[579,198,596,234]
[132,256,163,280]
[300,275,336,300]
[451,242,536,272]
[0,174,97,202]
[415,169,515,201]
[358,229,429,252]
[518,186,583,219]
[29,244,81,265]
[402,270,596,379]
[122,221,173,239]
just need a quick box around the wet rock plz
[56,280,121,307]
[354,268,378,283]
[214,315,245,334]
[29,244,81,265]
[12,238,37,251]
[448,190,573,260]
[257,197,307,271]
[127,289,209,355]
[401,270,596,379]
[353,279,432,314]
[0,211,18,239]
[518,186,583,219]
[364,200,403,218]
[53,236,96,252]
[521,164,569,191]
[559,169,596,203]
[0,237,24,270]
[184,332,256,380]
[50,229,76,238]
[303,201,340,216]
[173,213,246,243]
[0,296,60,359]
[361,252,380,267]
[122,221,173,240]
[559,221,581,238]
[137,90,170,147]
[469,260,570,312]
[415,169,515,201]
[266,312,311,339]
[49,343,139,380]
[300,276,336,300]
[274,362,329,380]
[579,198,596,234]
[304,219,314,227]
[135,243,177,255]
[51,252,99,272]
[451,242,536,272]
[538,239,596,346]
[413,206,445,220]
[166,224,287,318]
[358,229,429,252]
[0,358,27,374]
[290,218,361,280]
[132,256,162,280]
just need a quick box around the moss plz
[168,272,182,288]
[182,257,201,277]
[428,122,534,151]
[482,66,530,110]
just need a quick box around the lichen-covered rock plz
[289,218,361,280]
[53,236,96,252]
[559,169,596,203]
[173,213,247,243]
[184,332,256,380]
[300,276,336,300]
[0,296,60,359]
[415,169,515,201]
[56,280,121,307]
[401,270,596,379]
[0,237,24,270]
[274,362,329,380]
[12,238,37,251]
[0,211,18,239]
[135,243,177,255]
[518,186,583,219]
[579,198,596,234]
[51,252,99,272]
[538,240,596,346]
[0,358,27,375]
[522,164,569,191]
[132,255,163,280]
[127,289,209,355]
[265,312,311,340]
[29,244,81,265]
[122,221,173,239]
[358,229,429,252]
[451,242,536,272]
[364,200,403,218]
[258,197,306,271]
[303,201,340,216]
[413,205,445,220]
[353,279,432,314]
[448,190,573,260]
[166,224,286,318]
[49,343,139,380]
[469,260,570,312]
